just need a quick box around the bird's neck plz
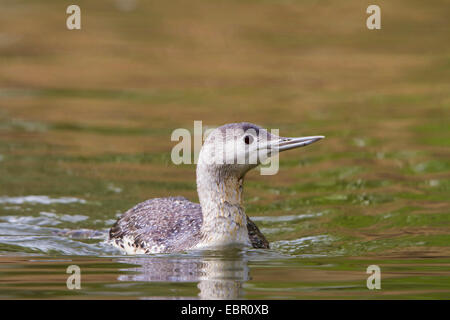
[196,163,250,248]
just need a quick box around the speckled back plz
[109,196,269,254]
[109,197,203,253]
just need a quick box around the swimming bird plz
[109,122,324,254]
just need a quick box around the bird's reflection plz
[115,248,249,299]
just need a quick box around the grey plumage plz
[109,196,268,253]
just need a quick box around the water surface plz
[0,0,449,299]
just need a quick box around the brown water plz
[0,0,449,299]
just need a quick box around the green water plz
[0,0,449,299]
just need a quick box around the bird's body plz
[109,196,268,254]
[109,122,323,254]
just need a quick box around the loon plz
[109,122,324,254]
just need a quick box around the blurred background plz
[0,0,449,299]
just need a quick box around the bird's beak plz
[274,135,325,152]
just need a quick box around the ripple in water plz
[0,195,117,256]
[0,195,86,205]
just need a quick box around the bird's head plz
[197,122,324,178]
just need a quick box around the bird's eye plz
[244,135,253,145]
